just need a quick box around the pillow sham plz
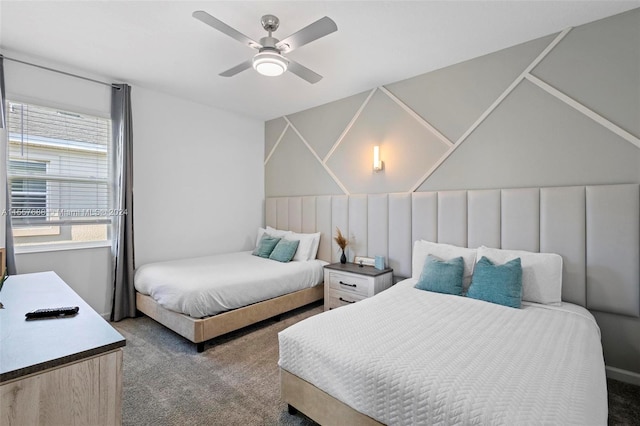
[252,235,281,258]
[467,256,523,308]
[412,240,477,290]
[415,255,464,296]
[256,226,292,248]
[477,246,562,305]
[284,231,322,261]
[255,227,267,247]
[265,226,293,239]
[269,239,300,263]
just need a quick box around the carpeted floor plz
[113,302,321,426]
[113,302,640,426]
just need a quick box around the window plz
[6,101,112,246]
[9,160,47,224]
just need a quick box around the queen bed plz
[279,249,607,425]
[135,227,326,352]
[273,184,639,425]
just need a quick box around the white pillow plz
[285,231,321,261]
[476,246,562,305]
[308,232,321,260]
[266,226,293,238]
[412,240,477,289]
[256,227,267,247]
[256,226,292,248]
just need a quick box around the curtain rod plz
[3,55,122,90]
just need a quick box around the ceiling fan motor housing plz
[261,15,280,33]
[259,36,280,51]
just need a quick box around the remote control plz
[25,306,79,319]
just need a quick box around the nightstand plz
[324,263,393,311]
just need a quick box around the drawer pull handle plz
[339,297,355,304]
[339,281,356,288]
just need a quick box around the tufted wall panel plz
[586,184,640,316]
[411,192,438,244]
[267,183,639,317]
[467,189,501,249]
[388,193,412,278]
[540,186,586,306]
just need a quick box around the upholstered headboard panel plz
[266,183,639,317]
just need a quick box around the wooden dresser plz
[0,271,126,425]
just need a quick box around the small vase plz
[340,249,347,264]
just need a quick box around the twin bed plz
[134,184,639,424]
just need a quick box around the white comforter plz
[135,251,326,318]
[279,278,607,425]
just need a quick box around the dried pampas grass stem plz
[334,227,348,250]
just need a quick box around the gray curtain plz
[0,55,5,129]
[1,55,17,275]
[110,84,136,321]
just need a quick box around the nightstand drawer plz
[328,290,366,309]
[328,272,371,297]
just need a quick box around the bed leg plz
[287,404,298,415]
[196,342,205,353]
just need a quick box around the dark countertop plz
[0,271,125,383]
[324,262,393,277]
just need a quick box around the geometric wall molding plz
[384,33,558,144]
[264,117,287,161]
[266,10,639,197]
[287,90,373,160]
[525,74,640,149]
[378,86,453,149]
[418,79,640,192]
[410,27,573,191]
[323,89,377,163]
[325,89,450,194]
[284,116,349,194]
[530,8,640,139]
[265,122,344,196]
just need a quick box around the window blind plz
[6,101,111,232]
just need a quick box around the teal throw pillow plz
[414,255,464,295]
[252,235,281,258]
[467,256,523,308]
[269,239,300,263]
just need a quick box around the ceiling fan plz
[193,11,337,84]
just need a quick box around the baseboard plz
[606,366,640,386]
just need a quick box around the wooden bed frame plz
[136,283,323,352]
[281,368,382,425]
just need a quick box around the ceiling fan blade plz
[219,59,253,77]
[276,16,337,53]
[193,11,262,49]
[287,60,323,84]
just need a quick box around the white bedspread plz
[279,278,607,425]
[135,251,326,318]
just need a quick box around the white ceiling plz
[1,1,638,121]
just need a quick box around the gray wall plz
[265,9,640,378]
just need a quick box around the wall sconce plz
[373,146,383,172]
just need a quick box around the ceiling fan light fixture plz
[252,51,289,77]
